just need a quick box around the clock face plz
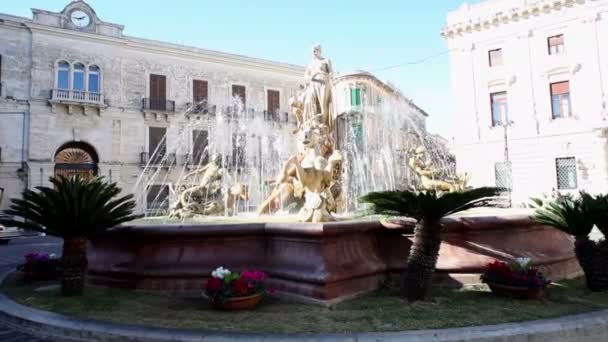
[70,10,90,28]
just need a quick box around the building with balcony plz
[0,1,303,212]
[0,1,434,214]
[442,0,608,204]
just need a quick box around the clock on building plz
[70,10,90,28]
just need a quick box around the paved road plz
[0,236,63,342]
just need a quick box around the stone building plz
[0,1,304,212]
[0,1,434,214]
[332,71,429,207]
[443,0,608,204]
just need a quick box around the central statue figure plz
[303,44,335,132]
[257,44,343,222]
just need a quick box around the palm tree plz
[361,187,503,302]
[0,175,139,295]
[531,192,608,291]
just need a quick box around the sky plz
[1,0,480,137]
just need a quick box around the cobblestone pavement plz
[0,236,64,342]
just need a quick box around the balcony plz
[140,152,176,168]
[185,102,217,119]
[142,98,176,112]
[264,110,290,123]
[48,89,107,115]
[182,153,209,167]
[142,98,176,122]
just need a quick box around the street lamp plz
[500,116,514,207]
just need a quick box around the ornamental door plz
[54,142,99,180]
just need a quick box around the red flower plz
[268,287,276,295]
[232,279,249,295]
[205,278,222,293]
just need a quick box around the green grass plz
[3,273,608,334]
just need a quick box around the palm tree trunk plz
[61,237,88,296]
[402,219,442,302]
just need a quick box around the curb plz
[2,271,608,341]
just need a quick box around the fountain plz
[88,46,581,304]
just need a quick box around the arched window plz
[54,141,99,180]
[88,65,100,93]
[57,61,70,90]
[73,63,85,91]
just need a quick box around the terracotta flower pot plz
[487,282,545,300]
[211,292,263,311]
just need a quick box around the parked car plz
[0,188,41,244]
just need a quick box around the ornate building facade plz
[0,1,304,211]
[0,1,432,213]
[443,0,608,204]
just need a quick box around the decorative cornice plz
[441,0,592,39]
[21,23,305,78]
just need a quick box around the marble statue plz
[169,154,249,218]
[303,45,335,132]
[408,146,468,192]
[257,45,343,222]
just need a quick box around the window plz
[193,79,208,103]
[149,74,167,110]
[488,49,503,67]
[352,122,364,149]
[73,63,85,91]
[556,157,577,190]
[148,127,167,164]
[232,85,246,108]
[192,129,209,165]
[231,133,246,171]
[494,162,512,190]
[146,184,169,212]
[351,88,361,107]
[490,92,508,127]
[88,65,100,93]
[550,81,571,119]
[267,89,280,114]
[57,61,70,90]
[548,34,565,55]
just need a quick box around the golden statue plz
[408,146,468,192]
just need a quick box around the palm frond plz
[360,187,504,222]
[1,175,141,238]
[530,192,594,237]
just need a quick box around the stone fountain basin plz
[88,209,581,305]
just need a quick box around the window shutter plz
[193,80,208,103]
[232,85,246,108]
[267,89,280,114]
[551,82,569,95]
[351,89,361,106]
[148,127,167,156]
[150,74,166,100]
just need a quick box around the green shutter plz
[351,88,361,106]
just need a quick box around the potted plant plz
[532,192,608,291]
[204,267,274,310]
[481,258,551,299]
[17,252,60,282]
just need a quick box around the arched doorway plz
[54,141,99,180]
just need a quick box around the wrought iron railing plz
[263,110,290,123]
[186,102,216,115]
[142,98,176,112]
[183,153,209,166]
[50,89,105,104]
[140,152,176,167]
